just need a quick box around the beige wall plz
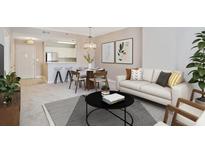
[95,27,142,80]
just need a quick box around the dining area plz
[52,65,109,93]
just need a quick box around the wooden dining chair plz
[69,70,86,93]
[159,98,205,126]
[173,88,205,125]
[89,71,109,91]
[155,98,205,126]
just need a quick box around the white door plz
[15,44,36,79]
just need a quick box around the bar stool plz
[64,67,72,82]
[54,67,63,84]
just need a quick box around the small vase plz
[88,63,92,69]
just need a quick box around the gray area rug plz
[44,95,158,126]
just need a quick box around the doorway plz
[15,44,36,79]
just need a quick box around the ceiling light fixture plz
[84,27,96,49]
[25,39,34,45]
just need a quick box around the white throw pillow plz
[143,69,154,82]
[131,68,143,80]
[152,69,161,83]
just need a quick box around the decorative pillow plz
[156,71,172,87]
[168,72,183,87]
[125,68,132,80]
[143,69,154,82]
[152,69,172,83]
[131,68,143,80]
[125,68,138,80]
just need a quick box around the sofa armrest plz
[116,75,126,90]
[171,82,192,106]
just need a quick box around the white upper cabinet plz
[45,46,76,58]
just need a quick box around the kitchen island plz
[43,62,81,83]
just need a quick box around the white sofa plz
[116,68,192,106]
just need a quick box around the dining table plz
[77,68,105,90]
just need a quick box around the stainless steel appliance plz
[46,52,58,62]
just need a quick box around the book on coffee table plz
[103,93,125,105]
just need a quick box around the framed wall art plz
[115,38,133,64]
[101,41,115,63]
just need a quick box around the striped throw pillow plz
[168,72,183,87]
[131,68,143,80]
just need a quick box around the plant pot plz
[0,91,20,126]
[101,90,110,95]
[196,97,205,105]
[88,63,92,69]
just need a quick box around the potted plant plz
[83,52,94,69]
[101,82,110,95]
[0,72,21,104]
[0,72,21,125]
[186,31,205,102]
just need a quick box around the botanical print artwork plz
[117,42,126,61]
[115,38,133,64]
[102,42,115,63]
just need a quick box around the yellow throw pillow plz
[168,72,183,87]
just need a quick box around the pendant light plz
[84,27,97,49]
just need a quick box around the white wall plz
[175,27,204,81]
[142,27,177,70]
[142,27,205,82]
[0,28,11,74]
[0,29,4,44]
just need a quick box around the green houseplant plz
[101,82,110,95]
[83,52,94,69]
[0,72,21,104]
[186,31,205,102]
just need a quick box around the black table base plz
[86,102,134,126]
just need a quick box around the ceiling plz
[35,27,126,37]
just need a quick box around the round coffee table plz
[85,91,134,126]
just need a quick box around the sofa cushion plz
[156,71,171,87]
[143,69,154,82]
[140,83,171,100]
[119,80,151,91]
[152,69,161,83]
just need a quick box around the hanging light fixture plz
[84,27,97,49]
